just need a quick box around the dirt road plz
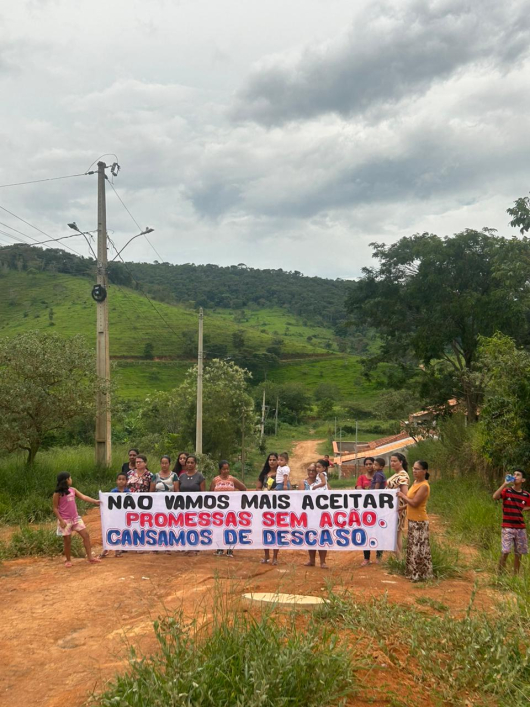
[0,440,497,707]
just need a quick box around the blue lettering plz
[306,530,317,546]
[277,530,290,547]
[319,529,334,547]
[263,530,276,546]
[107,529,120,545]
[224,529,238,545]
[238,529,252,545]
[200,529,212,545]
[335,529,350,547]
[352,529,367,546]
[291,530,305,546]
[187,530,199,546]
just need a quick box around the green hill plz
[0,245,381,405]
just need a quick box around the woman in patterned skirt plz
[398,460,433,582]
[386,453,410,560]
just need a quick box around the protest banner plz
[99,490,398,552]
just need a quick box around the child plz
[493,469,530,575]
[99,472,130,558]
[52,472,101,568]
[361,457,386,566]
[112,471,131,494]
[276,452,291,490]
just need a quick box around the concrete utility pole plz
[95,161,112,467]
[260,387,266,440]
[196,307,204,454]
[241,409,245,483]
[274,395,279,436]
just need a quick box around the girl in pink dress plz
[52,472,101,568]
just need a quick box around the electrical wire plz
[106,180,164,262]
[107,235,181,339]
[0,203,86,257]
[0,172,94,189]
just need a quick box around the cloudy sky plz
[1,0,529,279]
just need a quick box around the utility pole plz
[95,161,112,467]
[196,307,203,454]
[260,386,266,440]
[274,395,279,436]
[241,410,245,483]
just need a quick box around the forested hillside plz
[0,244,356,334]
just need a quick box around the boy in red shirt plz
[493,469,530,574]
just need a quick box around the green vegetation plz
[0,526,84,560]
[317,592,530,706]
[385,534,462,580]
[97,606,356,707]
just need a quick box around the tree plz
[314,382,340,402]
[143,342,154,360]
[346,230,530,420]
[318,397,335,419]
[477,333,530,469]
[177,359,256,460]
[0,332,100,463]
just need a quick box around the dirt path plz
[288,438,325,486]
[0,447,500,707]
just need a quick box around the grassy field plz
[0,271,380,400]
[268,355,381,403]
[0,271,335,357]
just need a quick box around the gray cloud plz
[232,0,530,125]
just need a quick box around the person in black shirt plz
[121,448,139,475]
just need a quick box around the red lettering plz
[347,510,361,527]
[140,513,153,528]
[291,513,307,528]
[125,512,139,526]
[198,512,211,527]
[333,511,347,528]
[239,511,252,527]
[362,511,377,526]
[154,513,168,527]
[184,512,197,526]
[212,512,225,526]
[262,512,274,527]
[225,511,238,527]
[276,512,289,528]
[319,511,333,528]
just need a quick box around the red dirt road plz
[0,440,498,707]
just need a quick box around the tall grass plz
[385,534,462,580]
[0,526,84,559]
[316,591,530,706]
[0,445,131,524]
[96,606,356,707]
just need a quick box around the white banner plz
[99,490,398,552]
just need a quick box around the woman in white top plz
[303,464,329,568]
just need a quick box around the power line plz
[107,235,181,339]
[107,180,164,262]
[0,203,85,257]
[0,171,94,190]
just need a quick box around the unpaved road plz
[0,440,498,707]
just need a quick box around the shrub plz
[97,608,355,706]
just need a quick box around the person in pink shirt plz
[356,457,375,490]
[52,472,101,568]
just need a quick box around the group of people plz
[53,446,435,581]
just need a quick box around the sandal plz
[360,560,371,567]
[64,560,73,568]
[260,558,270,564]
[272,560,278,566]
[88,557,101,564]
[304,561,315,567]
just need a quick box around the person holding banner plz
[150,456,178,492]
[386,453,409,560]
[173,451,189,477]
[175,455,206,492]
[356,457,375,490]
[257,453,281,565]
[398,460,433,582]
[303,464,330,569]
[211,461,247,557]
[257,453,279,491]
[127,455,154,493]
